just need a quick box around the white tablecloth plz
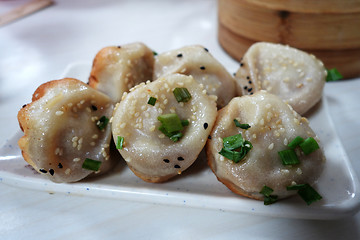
[1,0,360,239]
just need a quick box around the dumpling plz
[153,45,237,108]
[89,42,154,103]
[206,90,325,200]
[18,78,114,183]
[112,73,217,183]
[234,42,326,115]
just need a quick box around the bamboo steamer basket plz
[218,0,360,78]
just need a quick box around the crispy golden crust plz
[127,164,174,183]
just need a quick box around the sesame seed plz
[39,169,47,173]
[200,66,206,70]
[177,53,183,58]
[55,111,64,116]
[203,123,208,129]
[296,168,303,175]
[65,168,71,175]
[49,169,54,176]
[268,143,274,150]
[174,165,181,169]
[163,159,170,163]
[73,158,80,162]
[177,157,184,161]
[58,163,63,168]
[90,142,96,146]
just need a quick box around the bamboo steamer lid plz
[218,0,360,78]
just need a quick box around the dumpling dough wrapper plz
[207,91,325,200]
[18,78,114,183]
[234,42,326,115]
[154,45,237,108]
[112,73,217,183]
[89,42,154,103]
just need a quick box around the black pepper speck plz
[91,105,98,111]
[200,66,206,70]
[240,63,244,67]
[58,163,63,168]
[22,104,27,108]
[177,157,184,161]
[174,165,181,169]
[208,135,212,139]
[163,159,170,163]
[204,47,209,52]
[177,53,183,58]
[203,122,208,129]
[246,76,250,80]
[49,169,54,176]
[244,86,248,90]
[117,46,121,48]
[248,88,253,92]
[248,81,252,84]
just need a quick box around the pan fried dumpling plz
[112,73,217,183]
[89,42,154,103]
[18,78,114,183]
[234,42,326,115]
[154,45,237,108]
[207,91,325,200]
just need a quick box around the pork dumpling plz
[89,42,154,103]
[207,90,325,200]
[234,42,326,115]
[154,45,237,108]
[112,73,217,183]
[18,78,114,183]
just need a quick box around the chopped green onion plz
[299,137,320,155]
[223,134,245,150]
[260,185,278,205]
[278,149,300,165]
[173,88,191,103]
[326,68,343,82]
[152,51,158,56]
[181,119,189,126]
[158,113,183,133]
[116,136,124,149]
[233,119,251,129]
[286,184,307,191]
[158,113,188,142]
[287,183,322,205]
[260,185,274,196]
[219,134,252,163]
[82,158,102,171]
[288,136,304,149]
[169,132,183,142]
[264,195,278,205]
[96,116,109,130]
[147,97,157,106]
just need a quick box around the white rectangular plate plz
[1,62,359,220]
